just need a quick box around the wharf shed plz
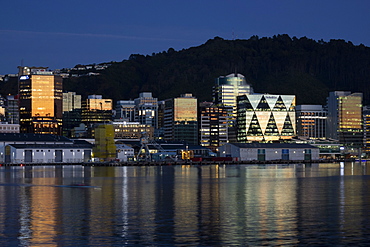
[6,143,93,164]
[219,143,319,161]
[0,133,92,163]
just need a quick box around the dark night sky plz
[1,0,369,75]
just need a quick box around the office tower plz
[81,95,113,124]
[63,91,81,112]
[62,92,82,137]
[326,91,363,147]
[213,73,253,142]
[199,102,228,151]
[81,95,113,137]
[363,106,370,154]
[115,100,135,121]
[213,73,253,119]
[237,94,296,142]
[164,93,198,145]
[6,95,19,124]
[296,105,327,138]
[134,92,158,128]
[156,100,165,139]
[18,66,63,135]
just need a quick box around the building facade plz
[237,94,296,142]
[296,105,327,138]
[363,106,370,154]
[219,143,319,161]
[62,92,82,137]
[164,93,198,145]
[134,92,158,128]
[6,95,19,124]
[198,102,228,151]
[18,66,63,135]
[213,73,254,142]
[113,121,154,139]
[115,100,135,121]
[81,95,113,135]
[326,91,363,147]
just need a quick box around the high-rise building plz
[134,92,158,128]
[62,92,82,137]
[296,105,327,139]
[81,95,113,138]
[6,95,19,124]
[164,93,198,145]
[198,102,228,151]
[115,100,135,121]
[81,95,113,125]
[237,94,296,142]
[213,73,253,142]
[18,66,63,135]
[326,91,363,147]
[63,91,81,112]
[363,106,370,154]
[213,73,253,119]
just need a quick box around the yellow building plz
[93,124,116,161]
[18,66,63,135]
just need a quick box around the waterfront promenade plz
[0,159,343,167]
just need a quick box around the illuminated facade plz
[213,73,253,114]
[164,93,198,145]
[213,73,253,142]
[326,91,363,147]
[62,92,82,137]
[115,100,135,121]
[134,92,158,128]
[237,94,296,142]
[113,121,154,139]
[81,95,113,124]
[18,66,63,135]
[5,95,19,124]
[363,106,370,154]
[296,105,327,138]
[199,102,228,151]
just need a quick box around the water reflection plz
[0,163,370,246]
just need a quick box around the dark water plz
[1,163,370,246]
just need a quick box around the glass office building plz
[296,105,327,138]
[164,93,198,145]
[18,66,63,135]
[326,91,363,147]
[237,94,296,142]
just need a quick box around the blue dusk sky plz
[1,0,369,75]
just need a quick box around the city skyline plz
[1,0,370,75]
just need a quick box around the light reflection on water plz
[0,163,370,246]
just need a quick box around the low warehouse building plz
[5,142,93,164]
[219,143,319,161]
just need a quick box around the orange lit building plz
[18,66,63,135]
[326,91,363,147]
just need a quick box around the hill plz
[4,34,370,106]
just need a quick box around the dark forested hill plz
[62,34,370,105]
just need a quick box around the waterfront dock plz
[0,159,345,167]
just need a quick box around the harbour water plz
[1,162,370,246]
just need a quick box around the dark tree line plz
[4,34,370,106]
